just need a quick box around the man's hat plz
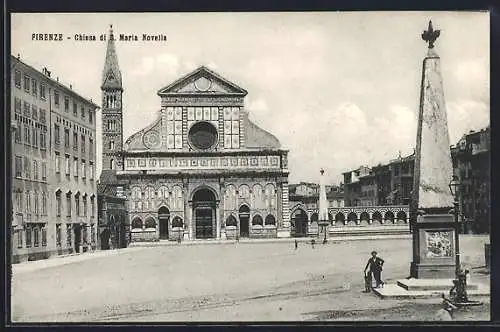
[371,251,377,255]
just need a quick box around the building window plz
[39,108,45,123]
[15,126,21,143]
[54,91,60,107]
[110,141,115,150]
[75,195,80,216]
[56,224,62,247]
[81,160,86,179]
[56,192,62,216]
[41,192,47,215]
[41,162,47,181]
[81,134,86,153]
[81,106,86,120]
[64,129,70,148]
[54,124,60,145]
[14,97,21,114]
[110,159,115,170]
[89,109,93,124]
[40,84,46,100]
[26,226,32,248]
[17,229,23,248]
[25,125,31,145]
[24,157,31,179]
[73,132,78,151]
[73,102,78,117]
[15,156,22,178]
[40,130,47,149]
[24,101,30,117]
[74,157,79,177]
[33,160,39,180]
[34,227,40,247]
[15,70,21,88]
[15,190,23,212]
[89,138,93,157]
[83,196,88,217]
[34,191,39,215]
[90,196,95,217]
[64,96,69,112]
[66,193,72,217]
[24,75,30,92]
[55,152,60,173]
[65,154,70,175]
[26,191,31,214]
[32,79,38,96]
[89,162,94,180]
[32,127,38,147]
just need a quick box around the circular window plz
[189,122,218,150]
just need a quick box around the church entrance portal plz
[158,206,170,240]
[239,205,250,238]
[292,209,308,237]
[193,188,216,239]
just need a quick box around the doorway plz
[158,206,170,240]
[239,205,250,238]
[74,224,82,253]
[292,209,308,237]
[193,188,216,239]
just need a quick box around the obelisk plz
[318,169,329,241]
[410,21,456,278]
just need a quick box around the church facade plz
[99,27,291,242]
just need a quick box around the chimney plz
[17,53,20,60]
[70,84,73,89]
[56,77,59,82]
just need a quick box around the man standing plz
[364,251,385,288]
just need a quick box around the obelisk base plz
[410,213,457,279]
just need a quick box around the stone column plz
[410,21,456,279]
[219,179,226,240]
[187,201,193,240]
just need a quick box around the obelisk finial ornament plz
[421,20,440,49]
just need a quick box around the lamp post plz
[449,175,473,304]
[448,175,461,277]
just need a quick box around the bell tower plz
[100,24,123,177]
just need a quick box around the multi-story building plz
[341,127,490,234]
[11,54,99,263]
[451,127,490,234]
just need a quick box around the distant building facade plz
[339,125,490,234]
[11,55,99,263]
[97,182,129,249]
[451,127,490,234]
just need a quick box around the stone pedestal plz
[410,213,457,278]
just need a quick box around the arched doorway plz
[193,188,217,239]
[292,208,308,237]
[158,206,170,239]
[239,205,250,238]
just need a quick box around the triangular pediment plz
[157,66,247,96]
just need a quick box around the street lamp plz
[449,175,461,277]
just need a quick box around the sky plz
[11,12,490,184]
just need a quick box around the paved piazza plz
[12,236,490,322]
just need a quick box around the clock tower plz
[100,24,124,180]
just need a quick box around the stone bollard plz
[485,243,491,269]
